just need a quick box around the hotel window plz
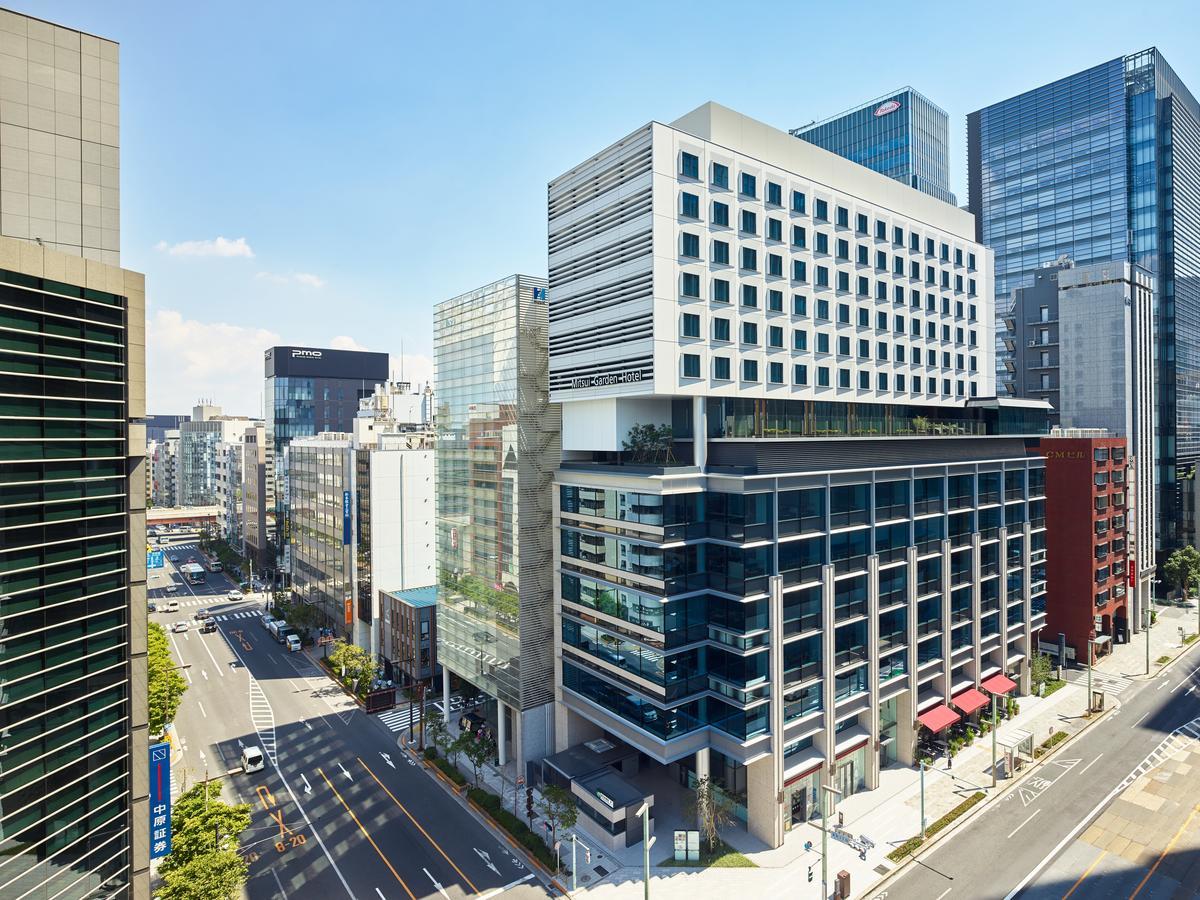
[925,238,935,256]
[839,369,851,388]
[767,218,783,242]
[741,210,757,235]
[941,324,950,342]
[954,248,963,266]
[743,359,759,382]
[817,366,830,387]
[910,318,920,336]
[896,344,906,363]
[910,261,920,279]
[943,378,951,394]
[910,288,920,307]
[926,322,936,339]
[768,254,783,277]
[956,327,964,344]
[768,289,784,312]
[969,305,977,322]
[768,325,784,348]
[767,182,782,206]
[793,295,807,316]
[680,152,699,179]
[857,308,869,328]
[941,271,950,288]
[940,242,949,261]
[876,311,887,330]
[742,322,758,345]
[893,226,904,246]
[909,233,920,252]
[857,276,868,297]
[893,257,904,277]
[969,278,976,296]
[712,201,730,227]
[893,285,904,304]
[681,313,700,338]
[713,240,730,265]
[925,266,935,285]
[955,301,964,318]
[857,245,869,266]
[956,352,965,369]
[741,247,757,271]
[857,339,869,358]
[815,198,828,221]
[792,190,806,213]
[837,303,850,324]
[816,232,829,254]
[817,333,830,353]
[793,260,808,282]
[836,206,849,227]
[894,315,904,333]
[876,250,887,271]
[712,162,729,188]
[793,330,808,351]
[837,271,849,292]
[878,373,889,391]
[740,172,757,198]
[714,356,731,380]
[681,232,700,258]
[858,371,869,389]
[816,299,829,320]
[955,274,964,292]
[913,375,922,392]
[968,252,976,270]
[741,284,758,307]
[836,239,849,260]
[713,318,731,341]
[816,266,829,287]
[681,273,700,297]
[896,374,905,390]
[877,342,888,360]
[926,294,936,311]
[792,225,807,248]
[681,192,700,219]
[875,220,887,240]
[769,361,784,384]
[713,279,730,303]
[856,213,868,234]
[682,354,701,378]
[794,364,808,385]
[838,335,851,356]
[927,349,936,365]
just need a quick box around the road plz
[878,642,1200,900]
[152,537,551,900]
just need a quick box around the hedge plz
[467,788,557,871]
[433,756,467,787]
[887,792,986,861]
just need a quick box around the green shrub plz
[433,756,466,786]
[423,746,438,761]
[467,788,557,870]
[886,792,986,862]
[1041,679,1067,697]
[1157,654,1172,665]
[1042,730,1068,750]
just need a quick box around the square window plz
[818,366,830,387]
[794,363,808,385]
[768,254,783,277]
[713,317,730,341]
[768,325,784,348]
[767,218,782,242]
[743,359,759,382]
[742,321,758,344]
[741,209,757,234]
[793,295,807,316]
[838,335,851,355]
[712,162,729,189]
[815,198,828,221]
[792,225,807,248]
[714,356,731,380]
[713,279,730,302]
[740,172,757,198]
[793,260,808,282]
[768,289,784,312]
[769,361,784,384]
[793,329,808,351]
[792,190,806,214]
[713,240,730,265]
[741,247,758,271]
[816,232,829,254]
[681,193,700,219]
[858,370,869,389]
[817,332,830,353]
[857,339,869,359]
[682,353,700,378]
[681,232,700,258]
[681,272,700,298]
[681,152,700,179]
[681,313,700,338]
[712,201,730,227]
[836,206,849,227]
[741,284,758,307]
[816,298,829,320]
[839,368,851,388]
[767,182,782,206]
[856,213,868,234]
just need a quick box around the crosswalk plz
[210,610,259,622]
[1065,670,1135,696]
[374,696,470,734]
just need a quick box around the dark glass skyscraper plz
[968,48,1200,551]
[791,87,957,205]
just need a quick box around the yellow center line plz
[317,767,416,900]
[357,756,480,894]
[1062,848,1106,900]
[1129,803,1200,899]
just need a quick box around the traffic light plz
[584,848,591,865]
[525,788,534,820]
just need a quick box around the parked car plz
[171,621,189,633]
[285,634,302,652]
[261,615,277,631]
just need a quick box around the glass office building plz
[792,87,957,205]
[434,275,561,766]
[968,48,1200,550]
[0,252,148,898]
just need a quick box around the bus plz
[179,563,206,585]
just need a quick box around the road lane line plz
[1079,754,1103,775]
[478,874,534,900]
[197,701,207,719]
[375,891,385,900]
[1170,662,1200,692]
[270,867,289,900]
[1128,803,1200,899]
[1133,710,1151,727]
[1062,848,1106,900]
[201,670,208,681]
[318,767,416,900]
[934,890,951,900]
[357,757,480,893]
[1008,809,1041,839]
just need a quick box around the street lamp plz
[636,801,654,900]
[1085,637,1097,716]
[821,784,843,900]
[991,693,999,788]
[1145,605,1153,675]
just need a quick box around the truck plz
[268,619,297,645]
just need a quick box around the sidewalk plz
[1095,602,1197,678]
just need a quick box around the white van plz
[241,746,264,773]
[285,634,302,653]
[161,599,180,613]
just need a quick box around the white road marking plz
[374,890,385,900]
[423,868,450,900]
[337,761,353,781]
[1007,809,1041,839]
[270,867,289,900]
[380,752,394,769]
[1171,662,1200,692]
[201,669,208,681]
[935,889,952,900]
[198,701,208,719]
[300,773,313,794]
[474,848,499,875]
[478,875,534,900]
[1080,753,1104,775]
[1134,710,1152,727]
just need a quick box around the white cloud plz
[390,353,434,390]
[330,335,369,351]
[147,309,280,415]
[256,271,326,289]
[155,236,255,258]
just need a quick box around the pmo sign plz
[874,99,902,117]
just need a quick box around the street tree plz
[158,849,248,900]
[1164,546,1200,598]
[459,729,496,787]
[326,640,378,691]
[425,709,450,756]
[148,622,187,735]
[683,775,737,854]
[538,785,578,865]
[158,782,251,899]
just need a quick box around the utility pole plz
[1146,605,1152,675]
[1085,638,1095,716]
[920,760,926,839]
[821,784,842,900]
[636,802,654,900]
[991,693,998,788]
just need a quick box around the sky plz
[15,0,1200,417]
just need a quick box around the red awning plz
[981,673,1018,696]
[917,704,961,734]
[952,688,990,716]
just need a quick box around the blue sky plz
[16,0,1200,416]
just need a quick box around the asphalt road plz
[877,642,1200,900]
[154,539,551,900]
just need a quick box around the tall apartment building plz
[547,102,1051,847]
[175,403,254,507]
[434,275,561,769]
[149,428,179,507]
[968,48,1200,552]
[145,414,188,443]
[0,239,148,896]
[242,423,273,573]
[792,88,956,205]
[214,438,244,546]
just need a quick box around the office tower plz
[0,10,120,264]
[144,414,189,443]
[263,346,389,576]
[967,48,1200,551]
[149,428,179,507]
[792,88,956,205]
[434,275,561,769]
[241,423,272,573]
[175,404,255,507]
[0,238,148,897]
[214,438,244,546]
[547,101,1052,848]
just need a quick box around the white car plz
[227,590,242,600]
[241,746,265,773]
[171,621,189,633]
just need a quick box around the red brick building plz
[1036,436,1130,661]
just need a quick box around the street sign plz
[149,742,171,859]
[147,550,165,569]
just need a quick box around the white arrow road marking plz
[478,875,534,900]
[300,717,312,731]
[375,890,385,900]
[300,773,313,794]
[380,753,394,769]
[237,739,245,749]
[201,670,208,681]
[423,868,450,900]
[337,762,353,781]
[474,848,499,875]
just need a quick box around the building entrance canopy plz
[980,673,1018,695]
[951,688,990,716]
[917,704,961,734]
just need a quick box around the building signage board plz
[342,490,352,545]
[570,369,645,390]
[344,596,353,625]
[149,742,171,859]
[147,550,165,569]
[874,99,902,117]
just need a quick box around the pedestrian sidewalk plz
[1095,602,1197,679]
